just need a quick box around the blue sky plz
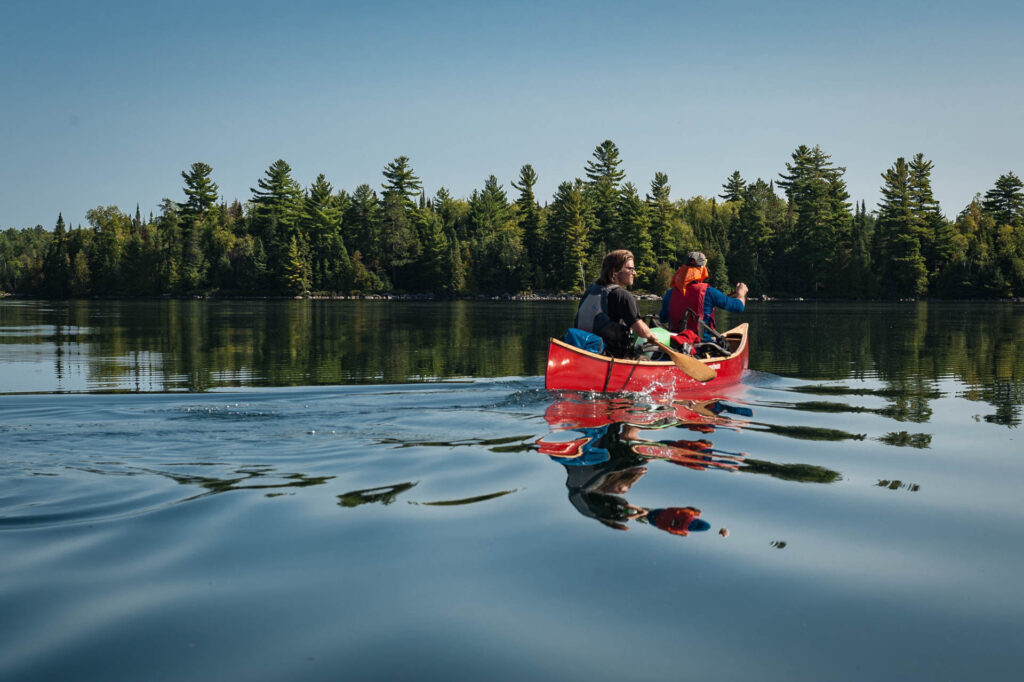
[2,0,1021,229]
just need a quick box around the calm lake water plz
[1,299,1022,681]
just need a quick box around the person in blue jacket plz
[659,252,748,340]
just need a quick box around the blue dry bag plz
[563,328,605,354]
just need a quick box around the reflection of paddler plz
[538,418,720,536]
[565,457,649,531]
[643,507,711,536]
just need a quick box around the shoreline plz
[2,291,1022,303]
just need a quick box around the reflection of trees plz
[9,299,573,391]
[877,479,920,492]
[5,300,1022,428]
[338,482,417,507]
[739,459,840,483]
[376,434,536,453]
[752,423,865,442]
[144,466,334,499]
[414,489,517,506]
[748,301,1023,428]
[878,431,931,448]
[336,482,516,508]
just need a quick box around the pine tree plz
[875,157,928,297]
[982,172,1024,227]
[615,183,655,287]
[720,171,746,203]
[584,140,626,248]
[250,159,305,291]
[381,156,423,207]
[85,206,130,293]
[345,184,382,275]
[776,145,852,293]
[414,209,451,293]
[431,188,467,293]
[848,200,875,297]
[730,179,777,292]
[180,162,219,223]
[511,164,543,289]
[546,180,593,291]
[645,172,696,266]
[41,213,71,297]
[281,235,311,294]
[177,165,219,291]
[468,175,523,292]
[379,157,424,289]
[908,153,955,283]
[302,174,348,291]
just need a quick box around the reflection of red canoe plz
[545,323,749,396]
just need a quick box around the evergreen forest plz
[2,141,1023,299]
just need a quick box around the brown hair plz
[597,249,634,286]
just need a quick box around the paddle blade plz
[652,340,717,382]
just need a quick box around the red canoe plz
[545,323,749,396]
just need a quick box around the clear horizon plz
[3,0,1021,229]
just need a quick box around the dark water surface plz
[2,299,1023,681]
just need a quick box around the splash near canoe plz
[545,323,749,396]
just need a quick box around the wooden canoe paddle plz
[652,339,717,383]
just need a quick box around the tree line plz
[2,140,1022,299]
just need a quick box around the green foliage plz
[615,183,655,287]
[5,142,1021,300]
[729,179,780,292]
[86,205,131,293]
[302,174,349,292]
[547,180,593,291]
[41,214,71,297]
[281,235,311,294]
[776,145,852,294]
[468,175,524,293]
[646,172,696,266]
